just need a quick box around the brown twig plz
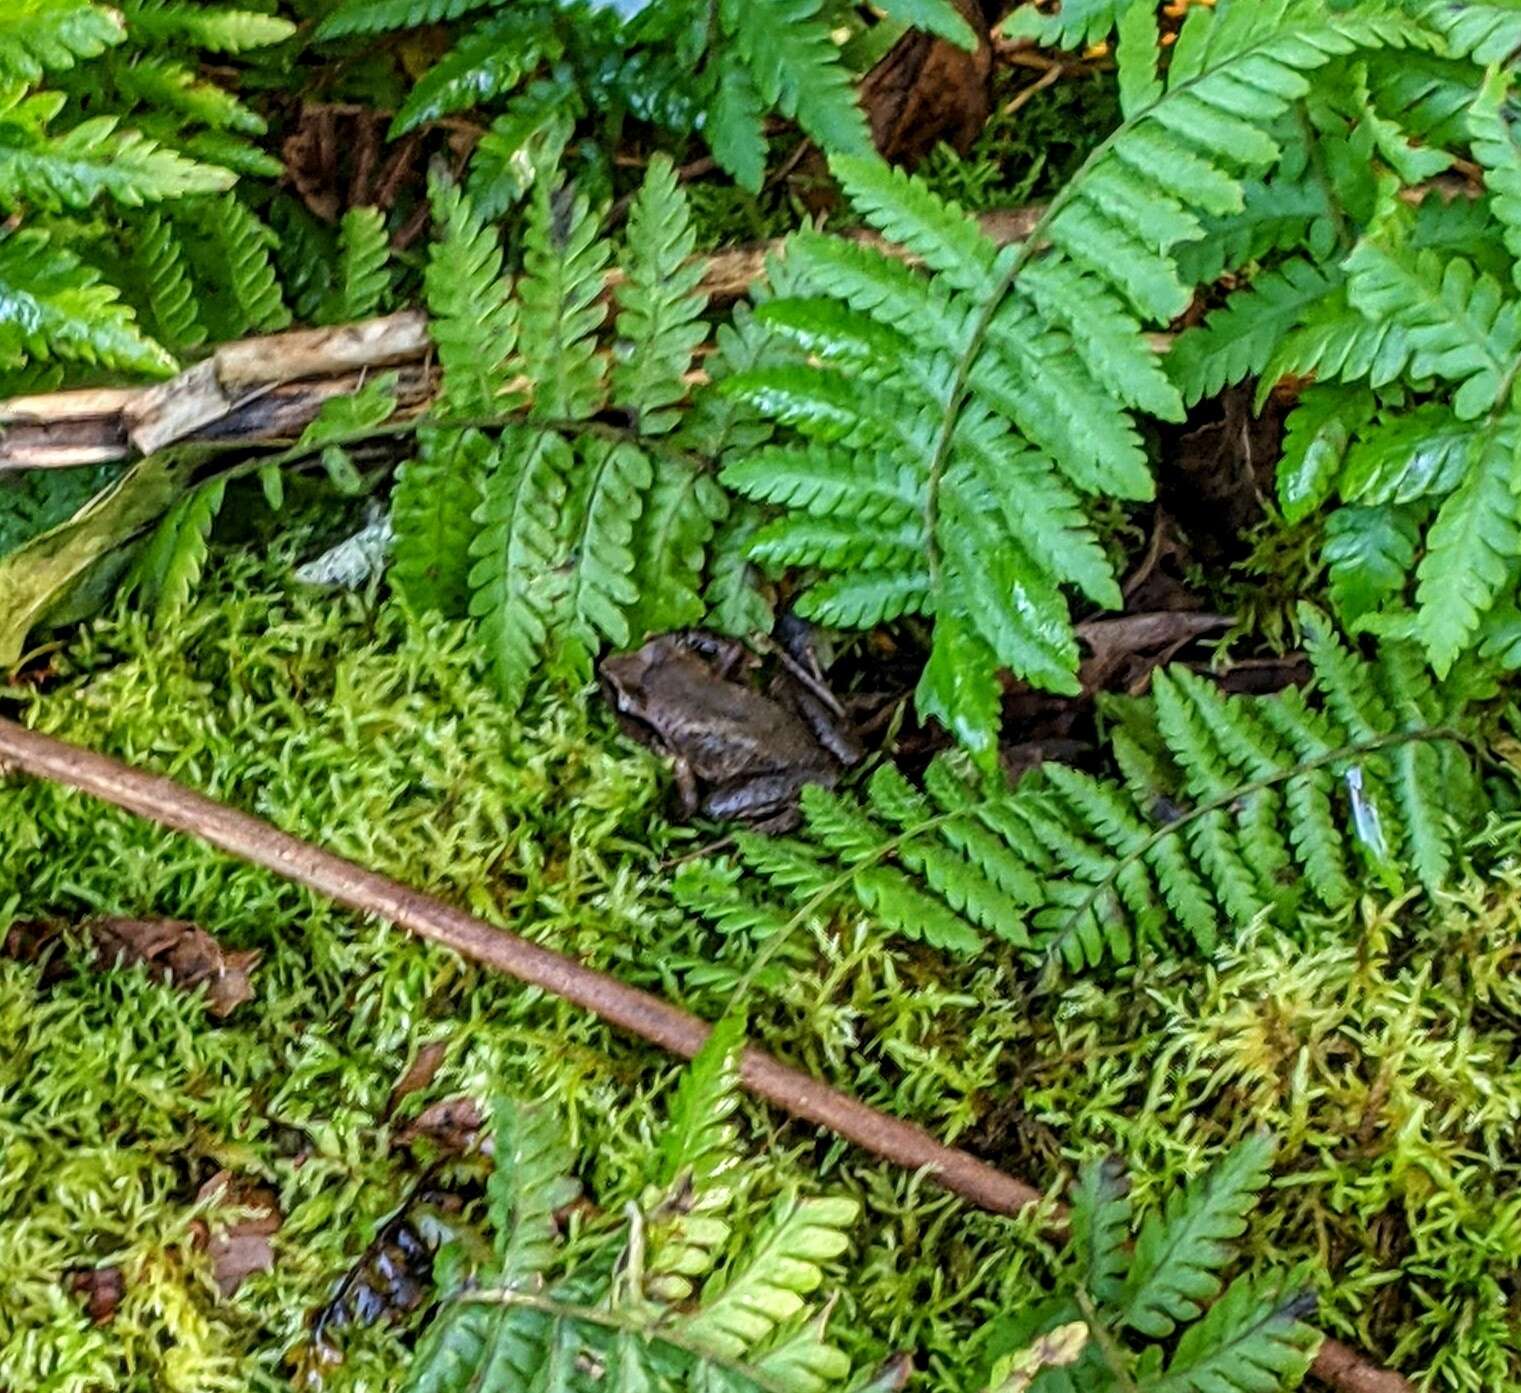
[0,715,1413,1393]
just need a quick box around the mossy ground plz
[1,522,1518,1393]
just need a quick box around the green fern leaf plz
[719,0,871,160]
[124,477,225,623]
[317,0,496,41]
[563,437,651,663]
[1276,385,1371,523]
[1323,501,1424,625]
[0,0,123,82]
[707,53,769,192]
[1408,0,1521,62]
[1119,1134,1275,1340]
[196,192,291,333]
[321,205,391,323]
[426,179,520,416]
[1468,64,1521,289]
[1338,402,1471,506]
[1414,421,1521,674]
[519,177,611,423]
[626,456,727,638]
[1071,1154,1130,1308]
[1001,0,1132,49]
[469,427,571,701]
[0,227,175,375]
[613,155,707,435]
[391,426,490,620]
[111,54,265,135]
[402,1302,549,1393]
[0,105,234,210]
[1343,235,1521,420]
[130,208,203,352]
[488,1095,580,1291]
[392,11,553,135]
[119,2,294,51]
[1147,1274,1319,1393]
[680,1192,856,1361]
[1170,259,1344,407]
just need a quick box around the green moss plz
[0,536,1517,1391]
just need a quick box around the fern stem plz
[458,1288,798,1393]
[1072,1290,1141,1393]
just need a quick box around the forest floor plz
[2,48,1520,1393]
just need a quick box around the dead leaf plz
[4,915,259,1017]
[70,1266,125,1324]
[392,1096,484,1153]
[195,1171,282,1297]
[382,1040,449,1121]
[0,450,199,668]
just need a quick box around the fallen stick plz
[0,714,1411,1393]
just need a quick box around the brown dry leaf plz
[382,1040,450,1121]
[195,1171,282,1297]
[4,915,259,1017]
[70,1266,125,1324]
[392,1096,484,1153]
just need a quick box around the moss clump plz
[0,537,1518,1391]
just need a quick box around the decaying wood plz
[0,207,1046,473]
[0,714,1414,1393]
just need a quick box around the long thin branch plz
[0,715,1410,1393]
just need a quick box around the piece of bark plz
[4,914,259,1017]
[194,1171,282,1296]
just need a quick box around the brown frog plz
[601,632,860,832]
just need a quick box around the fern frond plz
[625,456,728,637]
[488,1095,580,1292]
[1071,1155,1131,1309]
[645,1013,746,1303]
[1337,401,1469,506]
[1324,502,1424,625]
[0,227,175,375]
[321,205,391,324]
[718,0,871,165]
[392,11,553,136]
[1406,0,1521,62]
[694,614,1478,970]
[612,155,708,435]
[680,1192,857,1362]
[1342,235,1521,420]
[519,177,611,424]
[1468,63,1521,288]
[0,0,123,82]
[1149,1274,1319,1393]
[196,192,291,333]
[707,51,769,193]
[391,427,490,620]
[1001,0,1132,50]
[1170,259,1345,407]
[0,103,234,209]
[123,477,225,622]
[118,2,295,52]
[1413,421,1521,675]
[426,179,520,417]
[562,436,651,664]
[317,0,497,41]
[1275,384,1369,523]
[1119,1134,1275,1340]
[469,427,571,701]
